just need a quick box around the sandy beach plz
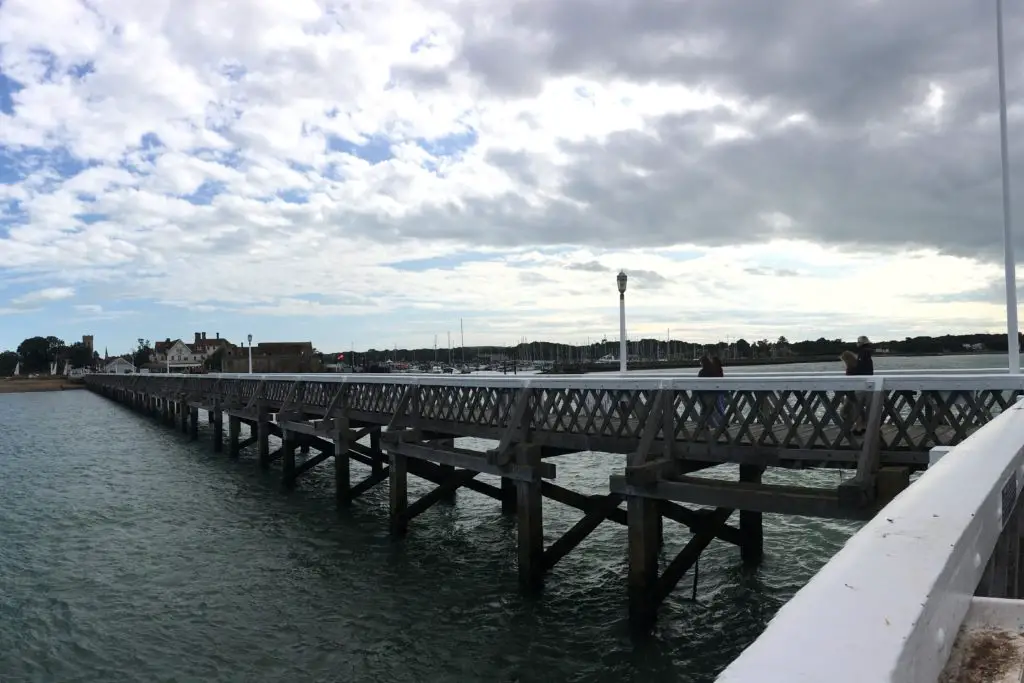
[0,378,86,394]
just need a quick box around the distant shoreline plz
[0,379,86,394]
[542,350,1006,374]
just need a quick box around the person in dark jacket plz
[851,336,874,434]
[854,335,874,376]
[697,355,722,426]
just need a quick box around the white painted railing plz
[716,397,1024,683]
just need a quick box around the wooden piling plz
[516,443,544,590]
[435,437,456,503]
[281,430,296,488]
[627,495,661,627]
[501,476,517,514]
[334,417,351,507]
[389,446,409,535]
[371,428,384,476]
[228,416,241,458]
[257,404,270,468]
[189,407,199,440]
[211,403,223,453]
[739,464,765,566]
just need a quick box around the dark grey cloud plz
[565,260,608,272]
[351,0,1024,262]
[628,268,669,288]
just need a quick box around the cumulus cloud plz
[0,0,1022,344]
[10,286,75,305]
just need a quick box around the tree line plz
[336,332,1024,365]
[4,331,1018,377]
[0,336,99,377]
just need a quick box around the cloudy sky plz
[2,0,1024,354]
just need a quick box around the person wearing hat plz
[854,336,874,376]
[850,336,875,434]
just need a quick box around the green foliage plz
[66,342,93,369]
[16,336,62,373]
[0,351,18,377]
[203,347,225,371]
[132,339,152,368]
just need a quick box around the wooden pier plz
[83,372,1024,628]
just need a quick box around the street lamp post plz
[247,334,253,374]
[996,0,1020,373]
[617,270,628,373]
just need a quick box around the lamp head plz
[617,270,627,294]
[247,334,252,343]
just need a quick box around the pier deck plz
[84,371,1024,627]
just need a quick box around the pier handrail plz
[716,396,1024,683]
[188,371,1024,392]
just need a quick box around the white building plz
[104,357,135,374]
[152,332,232,372]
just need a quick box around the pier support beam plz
[501,476,517,514]
[739,464,765,566]
[281,430,296,488]
[516,443,544,590]
[228,416,241,458]
[627,494,661,627]
[389,447,408,534]
[334,418,351,507]
[189,407,199,440]
[257,405,271,468]
[371,428,384,476]
[434,437,457,503]
[211,403,223,453]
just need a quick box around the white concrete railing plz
[716,397,1024,683]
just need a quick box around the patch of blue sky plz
[754,252,835,277]
[181,180,226,206]
[0,146,98,190]
[0,199,27,237]
[68,61,95,79]
[410,35,433,53]
[278,189,308,204]
[417,129,478,159]
[327,133,394,165]
[220,61,246,82]
[74,212,105,225]
[0,72,22,114]
[662,248,707,262]
[386,252,499,272]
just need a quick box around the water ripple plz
[0,390,862,682]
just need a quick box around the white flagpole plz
[997,0,1020,373]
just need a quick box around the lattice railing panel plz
[84,376,1024,452]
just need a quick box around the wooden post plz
[516,443,544,590]
[257,404,270,468]
[627,494,660,627]
[739,464,765,566]
[334,417,351,507]
[189,407,199,440]
[281,430,296,488]
[211,404,223,453]
[627,390,667,628]
[437,437,456,503]
[180,402,189,433]
[501,476,516,515]
[371,428,384,475]
[389,445,408,535]
[228,416,241,458]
